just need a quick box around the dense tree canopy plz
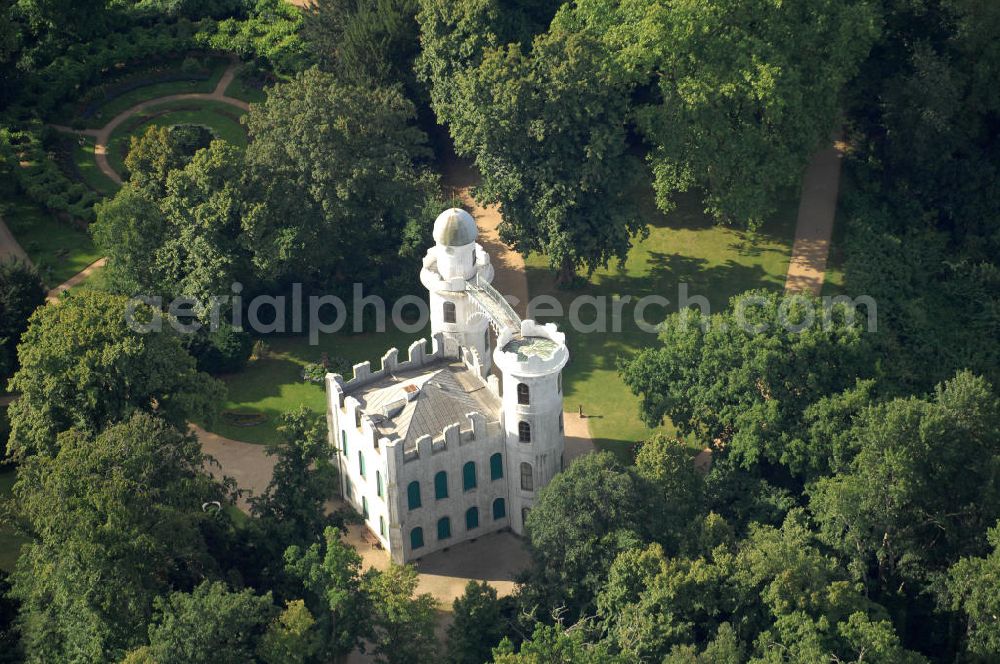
[243,67,438,292]
[5,289,223,459]
[8,414,224,662]
[619,291,874,475]
[0,259,45,382]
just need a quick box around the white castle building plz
[326,208,569,563]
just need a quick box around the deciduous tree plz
[6,290,223,459]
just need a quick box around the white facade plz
[326,208,570,562]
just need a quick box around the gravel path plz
[784,136,845,295]
[52,59,249,185]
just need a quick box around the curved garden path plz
[52,60,249,185]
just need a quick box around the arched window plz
[492,498,506,520]
[341,430,347,457]
[517,383,530,405]
[437,517,451,540]
[463,461,477,491]
[518,421,531,443]
[434,471,448,499]
[410,527,424,549]
[466,506,479,530]
[490,452,503,480]
[407,481,421,510]
[443,301,456,324]
[361,496,369,519]
[520,462,533,491]
[376,471,383,497]
[484,329,490,353]
[358,451,365,477]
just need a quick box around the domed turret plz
[433,208,478,247]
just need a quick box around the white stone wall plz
[385,415,510,563]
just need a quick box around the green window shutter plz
[358,451,365,477]
[465,506,479,530]
[434,471,448,499]
[407,481,421,510]
[410,527,423,549]
[376,471,383,497]
[437,517,451,540]
[490,453,503,480]
[492,498,506,520]
[463,461,477,491]
[341,430,347,456]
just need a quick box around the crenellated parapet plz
[388,411,498,467]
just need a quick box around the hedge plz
[9,1,303,121]
[0,125,100,223]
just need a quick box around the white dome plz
[433,208,477,247]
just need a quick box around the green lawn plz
[1,189,102,288]
[70,134,120,195]
[525,188,798,457]
[224,69,268,104]
[199,326,429,445]
[107,99,248,178]
[70,57,231,129]
[0,467,25,572]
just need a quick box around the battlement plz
[326,333,453,399]
[388,411,499,465]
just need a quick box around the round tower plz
[420,208,495,372]
[493,321,569,535]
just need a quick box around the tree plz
[146,581,275,664]
[303,0,421,95]
[0,259,45,382]
[5,289,223,459]
[561,0,878,227]
[491,621,625,664]
[94,140,251,310]
[122,125,213,195]
[364,564,438,664]
[419,8,644,282]
[283,526,370,659]
[947,521,1000,658]
[257,600,323,664]
[448,581,508,664]
[8,414,224,662]
[619,290,874,475]
[250,407,339,549]
[242,67,437,291]
[810,372,1000,602]
[633,435,705,554]
[522,452,643,618]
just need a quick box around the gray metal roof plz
[353,360,500,450]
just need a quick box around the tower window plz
[559,413,563,432]
[341,430,347,457]
[358,451,365,478]
[443,301,456,324]
[362,496,369,519]
[520,462,534,491]
[407,481,421,510]
[410,527,424,549]
[518,421,531,443]
[517,383,529,405]
[376,470,383,497]
[492,498,506,520]
[379,515,386,536]
[490,452,503,480]
[466,506,479,530]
